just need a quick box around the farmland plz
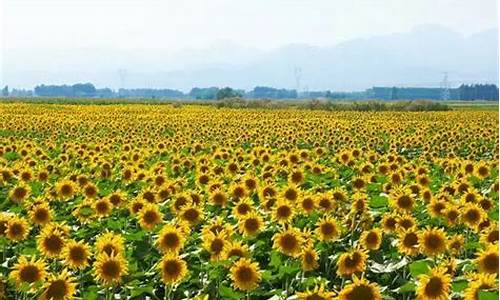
[0,103,498,299]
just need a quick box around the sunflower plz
[317,193,336,213]
[94,197,113,217]
[479,223,499,246]
[156,224,186,254]
[296,284,335,300]
[272,198,296,224]
[397,228,420,256]
[209,188,228,207]
[93,252,128,285]
[272,227,304,257]
[416,267,451,300]
[390,188,414,212]
[381,213,398,233]
[62,240,91,269]
[475,244,499,274]
[461,203,486,230]
[315,216,340,242]
[337,276,382,300]
[463,273,497,300]
[336,248,368,277]
[37,228,66,258]
[108,191,126,207]
[397,214,416,230]
[29,203,52,226]
[158,254,188,284]
[282,184,300,202]
[300,246,319,271]
[443,204,460,226]
[39,269,77,300]
[10,255,47,287]
[96,232,125,256]
[230,258,261,291]
[232,198,254,218]
[138,203,163,231]
[299,194,316,214]
[202,231,228,261]
[128,198,146,215]
[419,227,447,257]
[360,228,382,250]
[55,180,77,200]
[177,204,202,225]
[9,184,30,204]
[82,182,98,199]
[238,212,264,237]
[223,240,249,259]
[6,216,30,242]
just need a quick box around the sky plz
[1,0,498,89]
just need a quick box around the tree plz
[1,86,8,97]
[216,87,241,100]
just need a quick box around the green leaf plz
[269,251,282,269]
[398,281,416,293]
[452,280,468,293]
[219,284,243,300]
[130,286,154,297]
[409,260,430,277]
[478,290,499,300]
[369,195,388,208]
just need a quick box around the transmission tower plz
[117,69,127,97]
[440,72,450,101]
[294,67,302,97]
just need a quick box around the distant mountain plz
[4,25,498,91]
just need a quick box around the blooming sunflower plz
[29,202,52,226]
[315,216,341,242]
[39,269,77,300]
[296,284,335,300]
[156,224,186,254]
[62,240,91,269]
[37,228,66,258]
[10,255,47,287]
[360,228,383,250]
[55,180,77,200]
[475,244,499,274]
[138,203,163,231]
[272,226,304,257]
[337,276,382,300]
[158,254,188,284]
[6,215,30,242]
[398,228,420,256]
[336,248,368,277]
[416,267,451,300]
[419,227,447,257]
[463,273,497,300]
[96,231,125,256]
[272,198,296,224]
[230,258,261,291]
[238,211,264,237]
[93,252,128,285]
[300,246,319,272]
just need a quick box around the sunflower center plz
[344,252,361,268]
[237,204,251,215]
[277,206,291,218]
[397,195,412,209]
[280,234,298,251]
[348,285,375,300]
[70,247,86,262]
[183,208,199,221]
[424,277,444,298]
[34,209,49,222]
[321,223,335,236]
[482,253,499,272]
[425,234,443,251]
[465,210,480,223]
[211,239,224,254]
[143,211,159,224]
[102,260,121,278]
[244,218,259,233]
[44,235,64,253]
[45,280,68,300]
[163,260,180,276]
[236,266,253,282]
[102,244,118,256]
[19,265,41,283]
[10,223,24,236]
[60,185,72,196]
[403,233,418,247]
[160,233,178,249]
[284,189,298,201]
[365,232,379,245]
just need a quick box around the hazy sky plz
[1,0,498,88]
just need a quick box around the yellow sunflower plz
[416,267,451,300]
[39,269,77,300]
[336,248,368,277]
[93,252,128,285]
[337,276,382,300]
[272,227,304,257]
[158,254,188,284]
[230,258,261,291]
[10,255,47,287]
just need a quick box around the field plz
[0,103,498,300]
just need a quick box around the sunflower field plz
[0,103,498,300]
